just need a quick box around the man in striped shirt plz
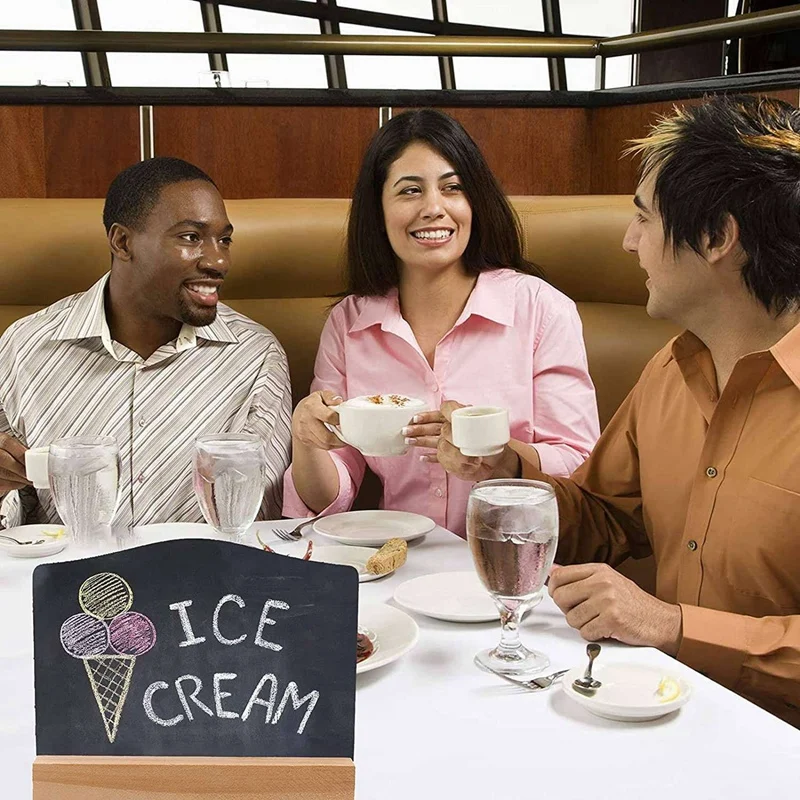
[0,157,292,529]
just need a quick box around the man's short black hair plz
[627,94,800,316]
[102,157,217,234]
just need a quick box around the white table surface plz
[2,520,799,799]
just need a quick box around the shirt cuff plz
[282,456,356,518]
[0,490,22,530]
[677,603,748,689]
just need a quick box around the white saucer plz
[257,540,395,583]
[357,603,419,674]
[0,524,68,558]
[313,510,435,547]
[561,663,692,721]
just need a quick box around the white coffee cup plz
[451,406,510,457]
[25,446,50,489]
[329,394,427,457]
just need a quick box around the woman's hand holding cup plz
[402,410,446,451]
[291,390,348,451]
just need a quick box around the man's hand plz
[0,432,31,496]
[548,563,682,656]
[431,400,520,482]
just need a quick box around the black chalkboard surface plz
[33,539,358,758]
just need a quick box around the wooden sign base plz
[33,755,356,800]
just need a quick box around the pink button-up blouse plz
[283,268,600,537]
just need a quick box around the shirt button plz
[137,472,145,484]
[138,418,146,428]
[687,540,698,551]
[434,488,443,497]
[705,467,718,478]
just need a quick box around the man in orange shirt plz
[438,95,800,727]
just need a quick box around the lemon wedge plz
[41,528,65,540]
[655,676,681,703]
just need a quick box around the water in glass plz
[467,479,559,675]
[193,434,267,541]
[48,436,120,547]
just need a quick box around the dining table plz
[1,519,799,799]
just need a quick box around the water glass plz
[193,433,267,541]
[467,478,559,676]
[48,436,120,547]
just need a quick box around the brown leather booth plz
[0,195,678,430]
[1,194,677,589]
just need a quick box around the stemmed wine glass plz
[193,433,267,542]
[48,435,120,548]
[467,478,559,676]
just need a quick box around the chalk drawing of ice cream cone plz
[59,572,156,743]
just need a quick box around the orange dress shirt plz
[522,324,800,727]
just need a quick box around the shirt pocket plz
[707,477,800,612]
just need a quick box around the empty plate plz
[561,663,692,721]
[313,510,435,547]
[393,571,542,623]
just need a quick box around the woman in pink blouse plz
[284,109,599,537]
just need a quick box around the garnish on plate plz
[655,676,681,703]
[42,528,65,540]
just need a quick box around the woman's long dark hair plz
[345,109,543,296]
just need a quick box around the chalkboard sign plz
[33,539,358,758]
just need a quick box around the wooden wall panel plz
[399,107,591,195]
[153,106,378,198]
[0,107,45,197]
[590,90,800,194]
[43,106,140,197]
[589,99,704,195]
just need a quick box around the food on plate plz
[365,537,408,575]
[356,630,374,663]
[42,528,66,540]
[655,676,681,703]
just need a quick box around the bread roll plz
[366,538,407,575]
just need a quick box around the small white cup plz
[24,446,50,489]
[451,406,510,457]
[328,394,427,457]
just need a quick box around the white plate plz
[561,663,692,721]
[393,570,542,623]
[0,524,68,558]
[313,510,435,546]
[256,540,394,583]
[357,603,419,674]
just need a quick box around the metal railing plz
[1,3,799,90]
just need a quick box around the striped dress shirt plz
[0,274,292,529]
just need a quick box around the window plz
[0,0,84,86]
[97,0,209,87]
[560,0,634,89]
[454,58,550,90]
[340,24,440,90]
[339,0,432,16]
[446,1,544,29]
[220,6,328,89]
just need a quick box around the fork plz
[271,515,323,542]
[482,665,570,692]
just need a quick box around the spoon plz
[0,533,46,545]
[572,642,602,696]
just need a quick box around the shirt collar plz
[52,273,238,357]
[348,269,516,334]
[666,324,800,391]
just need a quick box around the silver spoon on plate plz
[572,642,602,696]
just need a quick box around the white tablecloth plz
[1,522,799,799]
